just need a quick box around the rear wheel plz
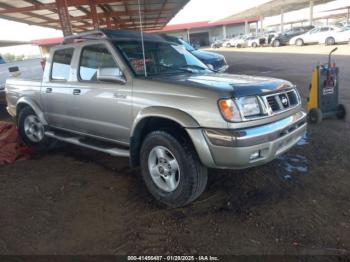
[140,131,208,207]
[18,107,50,151]
[252,42,258,48]
[296,38,304,46]
[336,104,346,120]
[226,43,232,48]
[325,37,335,46]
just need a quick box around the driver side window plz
[79,44,120,81]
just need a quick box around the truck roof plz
[63,29,167,45]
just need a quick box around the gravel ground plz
[0,51,350,256]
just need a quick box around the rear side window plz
[51,48,74,81]
[79,44,119,81]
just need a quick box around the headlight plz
[218,99,241,122]
[218,97,262,122]
[237,96,261,117]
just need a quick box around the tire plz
[308,108,323,124]
[296,38,304,46]
[236,44,242,48]
[336,104,346,120]
[226,43,232,48]
[273,40,281,47]
[252,42,258,48]
[325,37,335,46]
[17,106,50,151]
[140,131,208,207]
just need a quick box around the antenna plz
[137,0,147,77]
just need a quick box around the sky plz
[0,0,349,56]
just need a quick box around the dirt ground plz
[0,50,350,256]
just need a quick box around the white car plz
[289,26,341,46]
[247,36,260,48]
[319,26,350,45]
[223,35,246,48]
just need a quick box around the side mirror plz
[97,67,126,84]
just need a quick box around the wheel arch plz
[129,107,211,167]
[16,97,47,125]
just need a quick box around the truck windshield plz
[113,40,210,76]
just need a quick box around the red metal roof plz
[31,37,64,46]
[150,17,259,32]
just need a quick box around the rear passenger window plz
[51,48,73,81]
[79,44,119,81]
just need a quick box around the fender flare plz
[130,106,200,138]
[16,97,48,125]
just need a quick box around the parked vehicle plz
[0,55,5,64]
[223,35,244,48]
[271,26,314,47]
[160,34,228,72]
[289,26,340,46]
[5,29,307,207]
[0,55,6,104]
[211,39,224,49]
[318,26,350,45]
[246,36,260,48]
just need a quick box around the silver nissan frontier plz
[5,29,307,207]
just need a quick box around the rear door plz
[41,48,76,130]
[69,42,133,144]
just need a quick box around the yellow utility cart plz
[307,48,346,124]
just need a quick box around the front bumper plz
[187,111,307,169]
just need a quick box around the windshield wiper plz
[159,64,194,74]
[180,64,208,71]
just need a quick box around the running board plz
[45,131,130,157]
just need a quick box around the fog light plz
[250,151,260,160]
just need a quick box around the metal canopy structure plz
[221,0,333,20]
[220,0,335,33]
[0,0,189,36]
[0,40,30,47]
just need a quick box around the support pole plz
[187,29,190,43]
[280,10,284,33]
[260,17,264,33]
[245,20,248,34]
[309,0,314,26]
[106,16,111,29]
[222,25,227,39]
[347,7,350,23]
[89,0,99,29]
[256,21,258,34]
[55,0,72,36]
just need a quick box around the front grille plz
[265,90,299,113]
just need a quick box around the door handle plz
[46,88,52,93]
[73,89,81,95]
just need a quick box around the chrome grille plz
[264,89,299,113]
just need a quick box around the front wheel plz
[140,131,208,207]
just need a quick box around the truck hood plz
[150,73,293,97]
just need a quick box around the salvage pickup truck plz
[5,30,307,207]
